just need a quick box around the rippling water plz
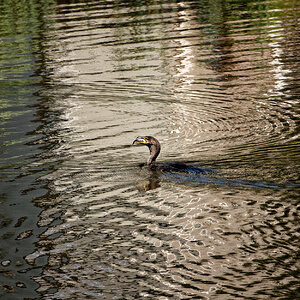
[0,0,299,299]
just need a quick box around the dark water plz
[0,0,299,299]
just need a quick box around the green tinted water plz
[0,0,299,299]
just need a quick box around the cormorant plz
[133,136,161,169]
[132,136,279,190]
[133,136,210,173]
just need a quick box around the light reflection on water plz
[0,0,299,299]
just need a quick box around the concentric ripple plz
[0,0,299,299]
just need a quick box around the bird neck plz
[147,144,160,168]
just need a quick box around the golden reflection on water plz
[0,0,299,299]
[29,0,300,298]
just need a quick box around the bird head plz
[132,136,161,166]
[132,136,153,146]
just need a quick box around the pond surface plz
[0,0,299,299]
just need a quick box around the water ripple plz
[1,0,299,299]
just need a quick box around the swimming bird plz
[133,136,210,174]
[132,137,282,190]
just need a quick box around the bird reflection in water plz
[142,172,161,191]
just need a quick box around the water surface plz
[0,0,299,299]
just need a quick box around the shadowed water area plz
[0,0,299,299]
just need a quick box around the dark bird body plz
[132,136,210,174]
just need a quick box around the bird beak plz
[132,137,148,145]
